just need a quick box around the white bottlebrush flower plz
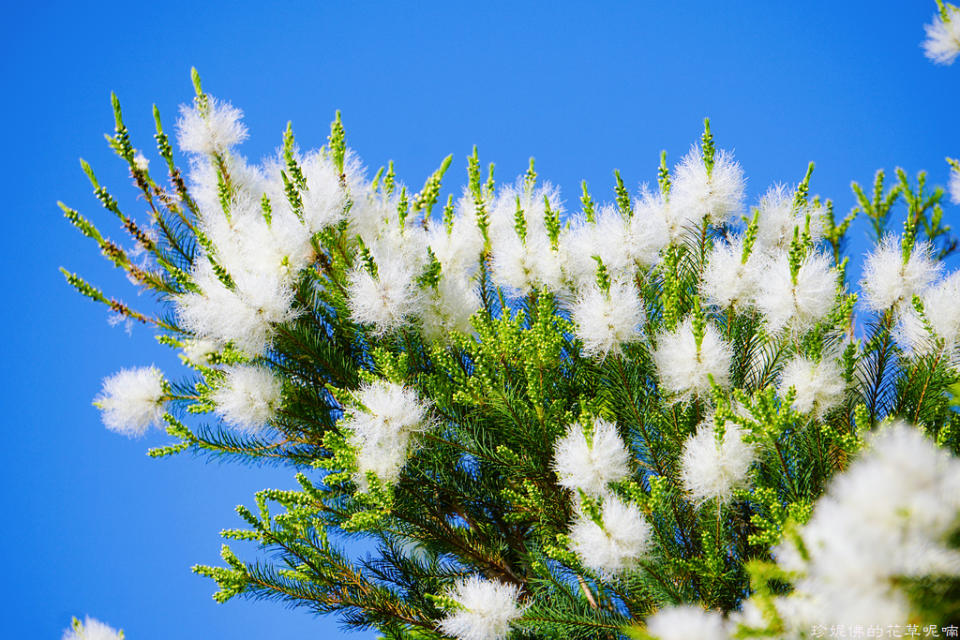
[653,317,732,400]
[488,181,564,295]
[755,250,837,334]
[625,199,670,266]
[176,96,248,156]
[420,273,482,340]
[950,164,960,205]
[94,366,166,437]
[571,280,645,358]
[211,365,283,433]
[63,616,123,640]
[132,151,149,172]
[181,337,219,367]
[778,356,845,418]
[553,418,631,496]
[559,205,636,289]
[176,261,297,356]
[680,421,755,506]
[343,380,428,488]
[754,184,824,253]
[860,236,940,312]
[299,150,350,233]
[923,5,960,65]
[427,202,484,280]
[923,269,960,352]
[347,261,422,336]
[669,146,745,227]
[568,494,652,576]
[437,575,524,640]
[635,188,687,245]
[770,422,960,629]
[700,238,762,310]
[645,605,730,640]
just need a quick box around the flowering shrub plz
[63,7,960,638]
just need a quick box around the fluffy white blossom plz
[559,205,637,288]
[950,164,960,204]
[669,147,745,228]
[437,575,524,640]
[132,151,149,172]
[860,236,940,312]
[625,196,671,265]
[769,423,960,629]
[645,605,730,640]
[176,96,248,156]
[181,337,218,367]
[896,270,960,367]
[427,201,484,280]
[176,261,297,356]
[635,189,688,244]
[700,239,762,310]
[553,418,631,496]
[571,280,645,358]
[488,181,564,294]
[653,317,732,400]
[923,5,960,65]
[680,421,756,505]
[755,251,837,334]
[211,365,283,433]
[95,366,166,437]
[568,494,652,576]
[420,273,482,340]
[347,261,423,335]
[778,356,846,418]
[299,150,350,232]
[754,184,823,253]
[343,380,428,489]
[63,616,123,640]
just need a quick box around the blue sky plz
[2,1,957,638]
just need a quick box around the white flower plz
[343,380,428,488]
[420,273,482,340]
[300,150,350,233]
[680,421,755,506]
[437,575,524,640]
[700,238,762,310]
[559,205,636,289]
[754,184,824,253]
[347,261,422,336]
[770,422,960,629]
[63,616,123,640]
[923,270,960,350]
[778,356,846,418]
[923,6,960,65]
[861,236,940,312]
[571,280,645,358]
[488,181,564,295]
[950,164,960,205]
[568,494,652,576]
[132,151,149,172]
[669,146,745,227]
[176,96,248,155]
[553,418,631,496]
[177,261,297,356]
[636,189,688,244]
[95,366,166,437]
[653,317,732,401]
[211,365,283,433]
[755,251,837,334]
[427,203,484,280]
[645,605,730,640]
[181,337,219,367]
